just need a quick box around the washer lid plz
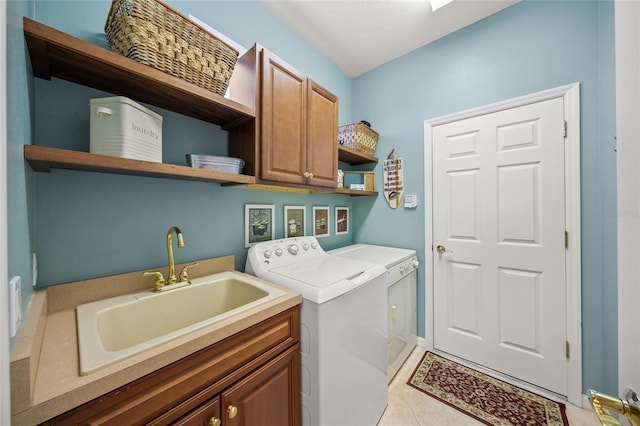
[329,244,416,268]
[270,256,376,287]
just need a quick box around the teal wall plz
[7,0,35,347]
[6,0,617,396]
[350,0,617,395]
[7,0,355,351]
[29,0,355,286]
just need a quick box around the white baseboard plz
[581,394,595,411]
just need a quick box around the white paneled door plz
[432,97,568,396]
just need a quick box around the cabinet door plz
[221,345,300,426]
[306,80,338,188]
[261,50,307,184]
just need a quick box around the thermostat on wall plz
[404,194,418,208]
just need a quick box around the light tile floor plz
[378,347,602,426]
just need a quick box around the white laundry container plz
[90,96,162,163]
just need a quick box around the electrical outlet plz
[9,276,22,338]
[32,252,38,287]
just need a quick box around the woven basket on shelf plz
[105,0,238,96]
[338,122,379,156]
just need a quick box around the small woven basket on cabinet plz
[338,122,379,156]
[105,0,238,96]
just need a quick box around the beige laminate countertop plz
[10,255,302,426]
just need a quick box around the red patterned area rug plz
[407,352,569,426]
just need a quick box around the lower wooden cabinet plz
[222,345,299,426]
[42,307,300,426]
[170,346,299,426]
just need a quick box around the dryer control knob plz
[302,243,310,251]
[400,265,406,274]
[310,241,318,249]
[412,259,420,269]
[263,250,272,259]
[275,248,283,256]
[288,244,299,255]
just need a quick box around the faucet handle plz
[143,271,166,289]
[179,262,199,283]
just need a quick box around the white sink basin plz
[76,271,286,375]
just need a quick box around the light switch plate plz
[404,194,418,208]
[9,276,22,338]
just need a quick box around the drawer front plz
[171,396,220,426]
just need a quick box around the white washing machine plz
[329,244,418,381]
[245,236,388,426]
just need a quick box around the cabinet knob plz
[303,171,315,179]
[227,405,238,419]
[209,417,221,426]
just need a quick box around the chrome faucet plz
[589,389,640,426]
[143,226,198,292]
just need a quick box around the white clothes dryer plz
[329,244,418,381]
[245,237,388,426]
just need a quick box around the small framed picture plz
[335,206,349,235]
[245,204,275,247]
[313,206,330,238]
[284,205,306,238]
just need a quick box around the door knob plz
[436,245,446,254]
[227,405,238,419]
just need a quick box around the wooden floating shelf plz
[24,145,257,185]
[338,145,378,165]
[334,188,378,196]
[25,146,379,196]
[23,17,254,129]
[238,184,377,196]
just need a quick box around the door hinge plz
[565,341,570,359]
[564,120,568,138]
[565,231,569,249]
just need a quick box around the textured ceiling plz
[260,0,519,77]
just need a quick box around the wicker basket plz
[105,0,238,96]
[338,122,379,156]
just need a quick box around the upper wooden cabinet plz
[306,80,339,187]
[228,45,338,189]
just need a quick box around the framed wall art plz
[335,206,349,235]
[245,204,275,247]
[284,205,306,238]
[313,206,330,238]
